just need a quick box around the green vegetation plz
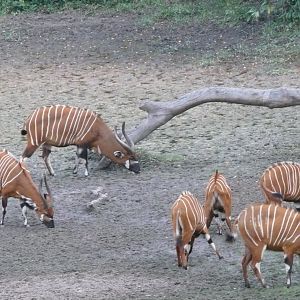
[1,1,299,26]
[0,1,298,69]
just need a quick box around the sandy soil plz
[0,10,299,300]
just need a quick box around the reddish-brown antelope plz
[171,191,223,269]
[204,170,236,241]
[21,105,140,176]
[260,162,300,206]
[238,203,300,288]
[0,149,54,227]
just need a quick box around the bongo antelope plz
[260,162,300,206]
[21,105,140,176]
[171,191,223,269]
[238,204,300,288]
[204,170,236,240]
[0,149,54,227]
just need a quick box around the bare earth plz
[0,10,299,300]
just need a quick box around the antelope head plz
[39,175,54,228]
[113,122,140,174]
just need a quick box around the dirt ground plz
[0,10,299,300]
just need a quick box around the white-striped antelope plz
[204,170,236,241]
[171,191,223,269]
[0,149,54,227]
[21,105,140,176]
[238,203,300,288]
[260,162,300,206]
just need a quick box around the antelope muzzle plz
[44,219,55,228]
[129,160,140,174]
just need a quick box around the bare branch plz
[128,87,300,144]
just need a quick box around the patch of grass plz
[138,148,185,166]
[0,1,298,72]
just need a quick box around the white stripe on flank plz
[40,107,46,142]
[268,171,276,193]
[291,234,300,244]
[251,206,261,242]
[77,111,96,141]
[273,208,289,246]
[69,108,84,143]
[50,105,59,141]
[282,163,291,195]
[243,209,258,247]
[273,167,282,194]
[286,219,300,241]
[28,109,38,146]
[258,205,264,237]
[277,209,295,245]
[181,199,193,231]
[76,109,89,139]
[34,108,39,146]
[269,205,278,244]
[0,153,25,188]
[266,204,271,239]
[79,116,97,141]
[56,105,66,144]
[65,107,79,144]
[45,106,52,139]
[59,106,74,146]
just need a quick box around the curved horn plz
[121,122,134,149]
[39,176,49,209]
[43,174,52,199]
[114,125,132,153]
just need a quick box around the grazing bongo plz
[204,170,236,240]
[21,105,140,176]
[260,162,300,206]
[238,204,300,288]
[0,149,54,227]
[171,191,223,269]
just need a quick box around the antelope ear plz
[114,151,124,158]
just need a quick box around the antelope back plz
[260,162,300,203]
[171,191,206,240]
[204,171,232,210]
[238,204,300,250]
[23,105,99,147]
[0,150,26,195]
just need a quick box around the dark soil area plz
[0,10,299,299]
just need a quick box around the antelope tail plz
[214,169,219,182]
[260,179,284,203]
[21,129,27,136]
[21,129,28,142]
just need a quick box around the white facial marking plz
[184,244,191,254]
[40,214,44,222]
[125,160,130,169]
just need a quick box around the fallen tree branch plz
[128,87,300,144]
